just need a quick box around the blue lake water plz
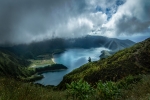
[35,47,109,86]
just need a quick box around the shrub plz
[66,79,94,100]
[117,75,142,89]
[96,81,121,100]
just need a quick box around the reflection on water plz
[35,47,109,86]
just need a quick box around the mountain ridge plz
[58,37,150,89]
[0,35,135,59]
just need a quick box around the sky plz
[0,0,150,45]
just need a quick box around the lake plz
[35,47,109,86]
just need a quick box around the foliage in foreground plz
[0,77,66,100]
[66,79,121,100]
[66,75,150,100]
[66,79,94,100]
[1,74,150,100]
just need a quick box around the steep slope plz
[58,38,150,88]
[103,39,135,51]
[0,49,34,78]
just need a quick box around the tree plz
[88,57,91,62]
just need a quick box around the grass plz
[0,77,67,100]
[29,59,54,68]
[122,75,150,100]
[0,75,150,100]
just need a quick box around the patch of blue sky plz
[116,0,126,6]
[94,0,126,20]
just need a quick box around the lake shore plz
[35,64,68,74]
[51,58,56,64]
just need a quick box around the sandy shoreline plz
[29,57,56,68]
[51,58,56,64]
[30,64,36,68]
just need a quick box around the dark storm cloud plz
[0,0,149,45]
[116,16,150,34]
[0,0,87,44]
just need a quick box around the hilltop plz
[59,38,150,88]
[1,35,135,59]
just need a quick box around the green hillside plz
[0,49,67,81]
[59,38,150,88]
[0,49,35,78]
[0,38,150,100]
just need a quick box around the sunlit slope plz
[0,49,34,78]
[66,35,135,50]
[103,39,135,51]
[59,38,150,88]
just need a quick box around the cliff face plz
[58,38,150,89]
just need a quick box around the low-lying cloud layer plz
[0,0,150,44]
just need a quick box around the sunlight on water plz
[35,47,109,86]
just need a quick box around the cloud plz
[0,0,88,44]
[101,0,150,37]
[0,0,149,45]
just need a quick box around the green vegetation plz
[0,49,35,79]
[0,49,67,82]
[0,74,150,100]
[66,79,94,100]
[95,80,121,100]
[65,75,148,100]
[121,75,150,99]
[29,59,54,68]
[0,77,67,100]
[0,38,149,100]
[35,64,68,73]
[59,38,150,88]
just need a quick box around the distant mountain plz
[0,35,135,59]
[66,35,135,50]
[58,38,150,89]
[103,38,135,51]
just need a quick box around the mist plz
[0,0,150,45]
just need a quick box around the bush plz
[66,79,122,100]
[66,79,94,100]
[117,75,142,89]
[96,81,121,100]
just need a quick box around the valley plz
[0,36,150,100]
[0,0,150,99]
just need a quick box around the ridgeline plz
[0,38,150,100]
[58,38,150,89]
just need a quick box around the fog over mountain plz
[0,0,150,45]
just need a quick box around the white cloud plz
[96,0,150,38]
